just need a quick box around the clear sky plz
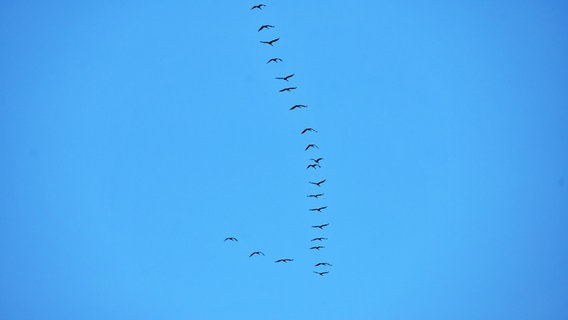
[1,1,568,319]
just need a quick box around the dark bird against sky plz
[314,271,330,276]
[307,193,324,198]
[258,24,274,31]
[301,128,317,134]
[275,74,295,81]
[315,262,333,266]
[311,237,328,241]
[275,258,294,263]
[250,4,266,10]
[224,237,238,242]
[249,251,265,257]
[279,86,297,92]
[310,157,324,163]
[309,179,326,187]
[260,38,280,46]
[305,144,319,151]
[309,206,328,212]
[289,104,307,110]
[267,57,282,64]
[310,246,325,250]
[312,223,329,229]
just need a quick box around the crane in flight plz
[251,4,266,10]
[307,193,324,199]
[275,74,295,81]
[309,206,328,212]
[275,258,294,263]
[301,128,317,134]
[258,24,274,32]
[249,251,265,257]
[309,179,326,187]
[312,223,329,229]
[260,38,280,46]
[279,86,297,92]
[267,57,282,64]
[290,104,307,110]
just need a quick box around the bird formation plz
[224,3,332,277]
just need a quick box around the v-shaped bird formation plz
[225,3,332,277]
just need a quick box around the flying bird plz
[314,271,330,276]
[224,237,238,242]
[275,74,295,81]
[311,237,328,241]
[249,251,265,257]
[279,87,297,92]
[312,223,329,229]
[275,258,294,263]
[260,38,280,46]
[307,193,325,199]
[310,157,324,163]
[315,262,333,266]
[310,246,325,250]
[267,57,282,64]
[306,163,321,170]
[289,104,307,110]
[309,179,326,187]
[301,128,318,134]
[258,24,274,32]
[251,4,266,10]
[309,206,328,212]
[305,144,319,151]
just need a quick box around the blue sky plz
[1,1,568,319]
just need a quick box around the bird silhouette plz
[310,246,325,250]
[305,144,319,151]
[275,258,294,263]
[309,206,328,212]
[312,223,329,229]
[250,4,266,10]
[279,87,297,92]
[307,193,324,198]
[301,128,318,134]
[289,104,307,110]
[313,271,330,276]
[224,237,238,242]
[260,38,280,46]
[310,157,324,163]
[315,262,333,266]
[258,24,274,31]
[267,57,282,64]
[275,74,295,81]
[249,251,265,257]
[311,237,328,241]
[306,163,321,170]
[309,179,326,187]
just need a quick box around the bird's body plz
[312,223,329,229]
[260,38,280,46]
[275,74,295,81]
[306,164,321,170]
[309,179,326,187]
[267,57,283,64]
[315,262,333,266]
[301,128,318,134]
[314,271,329,276]
[311,237,328,241]
[275,258,294,263]
[258,24,274,32]
[290,104,307,110]
[251,4,266,10]
[279,87,297,92]
[310,246,325,250]
[305,144,319,151]
[309,206,328,212]
[224,237,238,242]
[249,251,265,257]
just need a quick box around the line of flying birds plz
[224,3,332,277]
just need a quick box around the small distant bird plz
[301,128,318,134]
[267,57,283,64]
[312,223,329,229]
[275,258,294,263]
[315,262,333,267]
[309,206,328,212]
[310,246,325,250]
[305,144,319,151]
[258,24,274,32]
[275,74,295,81]
[224,237,238,242]
[309,179,326,187]
[260,38,280,46]
[314,271,329,276]
[249,251,265,257]
[290,104,307,110]
[307,193,324,198]
[279,87,297,92]
[310,157,324,163]
[306,164,321,170]
[311,237,328,241]
[251,4,266,10]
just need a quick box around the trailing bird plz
[315,262,333,267]
[310,157,324,163]
[275,258,294,263]
[224,237,238,242]
[289,104,307,110]
[301,128,317,134]
[306,163,321,170]
[305,144,319,151]
[312,223,329,229]
[275,74,294,81]
[311,237,328,241]
[279,87,297,92]
[307,193,324,198]
[258,24,274,32]
[251,4,266,10]
[310,246,325,250]
[314,271,330,276]
[309,179,326,186]
[260,38,280,46]
[309,206,328,212]
[249,251,265,257]
[267,57,282,64]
